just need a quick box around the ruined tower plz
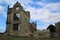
[6,2,31,36]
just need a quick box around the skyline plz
[0,0,60,32]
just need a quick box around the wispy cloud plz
[25,2,60,22]
[0,27,6,33]
[0,5,4,12]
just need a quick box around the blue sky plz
[0,0,60,32]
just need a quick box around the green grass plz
[0,35,60,40]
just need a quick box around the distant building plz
[47,24,56,37]
[30,22,37,32]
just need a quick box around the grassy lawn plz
[0,35,60,40]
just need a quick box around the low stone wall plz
[34,30,50,38]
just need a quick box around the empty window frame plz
[16,7,19,10]
[14,13,20,20]
[13,24,19,31]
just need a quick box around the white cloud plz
[0,5,7,18]
[0,27,6,32]
[25,2,60,23]
[36,2,46,7]
[49,13,60,22]
[1,0,33,8]
[0,5,4,12]
[0,0,4,4]
[44,2,60,12]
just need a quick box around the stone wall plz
[55,22,60,37]
[34,30,50,38]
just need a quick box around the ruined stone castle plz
[6,2,37,37]
[6,2,60,38]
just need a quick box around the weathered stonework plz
[6,2,31,36]
[6,2,51,38]
[36,30,50,38]
[55,22,60,37]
